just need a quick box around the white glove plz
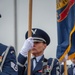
[20,37,34,57]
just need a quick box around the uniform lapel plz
[33,55,44,73]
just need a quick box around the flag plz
[56,0,75,62]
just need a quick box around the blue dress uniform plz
[18,54,61,75]
[18,28,61,75]
[0,43,18,75]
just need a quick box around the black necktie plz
[33,57,37,62]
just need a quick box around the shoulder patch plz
[10,50,15,54]
[11,62,18,71]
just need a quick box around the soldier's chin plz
[32,51,37,55]
[32,51,37,53]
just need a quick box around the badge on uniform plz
[0,56,2,63]
[42,65,51,75]
[10,50,14,54]
[11,62,18,72]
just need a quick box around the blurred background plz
[0,0,72,64]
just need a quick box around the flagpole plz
[27,0,33,75]
[64,61,68,75]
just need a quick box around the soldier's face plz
[31,42,47,56]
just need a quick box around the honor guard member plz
[0,43,18,75]
[18,28,61,75]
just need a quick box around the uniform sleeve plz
[18,53,27,75]
[0,46,18,75]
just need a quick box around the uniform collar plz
[32,55,43,62]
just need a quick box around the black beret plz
[25,28,50,45]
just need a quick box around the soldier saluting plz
[18,28,61,75]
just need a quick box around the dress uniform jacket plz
[68,65,74,75]
[0,43,18,75]
[18,53,61,75]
